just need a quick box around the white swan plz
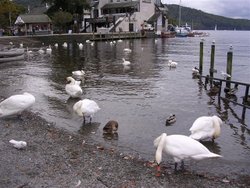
[73,99,100,124]
[65,77,83,98]
[154,133,222,170]
[78,43,83,49]
[0,92,35,118]
[122,58,131,66]
[9,139,27,149]
[189,115,223,142]
[54,43,58,48]
[72,70,85,76]
[46,45,52,54]
[168,60,178,68]
[38,48,45,54]
[62,42,68,48]
[123,48,132,53]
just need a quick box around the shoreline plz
[0,111,248,187]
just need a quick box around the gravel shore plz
[0,111,248,188]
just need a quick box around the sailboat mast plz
[178,0,182,26]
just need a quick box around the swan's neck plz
[155,134,166,164]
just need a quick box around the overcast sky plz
[161,0,250,20]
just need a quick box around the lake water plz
[0,30,250,178]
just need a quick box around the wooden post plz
[210,40,215,78]
[199,39,204,74]
[226,45,233,89]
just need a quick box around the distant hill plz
[167,4,250,30]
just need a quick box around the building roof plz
[15,14,52,25]
[102,1,139,9]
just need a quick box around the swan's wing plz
[189,117,214,140]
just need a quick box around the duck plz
[73,99,100,124]
[9,139,27,149]
[168,60,178,68]
[192,67,199,75]
[154,133,222,171]
[0,92,35,118]
[122,58,131,66]
[65,77,83,98]
[226,84,238,96]
[123,48,132,53]
[103,120,118,134]
[72,70,85,77]
[166,114,176,126]
[189,115,223,142]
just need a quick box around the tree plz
[52,11,73,33]
[0,0,25,30]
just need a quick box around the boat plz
[0,48,25,63]
[175,23,194,37]
[0,48,25,57]
[0,54,24,63]
[161,31,176,38]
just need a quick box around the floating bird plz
[26,47,32,54]
[122,58,131,66]
[46,45,52,54]
[154,133,222,171]
[166,114,176,126]
[103,120,118,134]
[0,92,35,118]
[123,48,132,53]
[168,60,178,68]
[192,67,199,74]
[117,39,123,43]
[73,99,100,124]
[54,43,58,48]
[9,139,27,149]
[38,48,45,54]
[65,77,83,98]
[19,43,24,48]
[72,70,85,77]
[86,40,91,43]
[189,115,223,142]
[62,42,68,48]
[226,84,238,96]
[78,43,83,49]
[220,71,231,79]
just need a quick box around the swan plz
[189,115,223,142]
[65,77,83,98]
[62,42,68,48]
[9,139,27,149]
[54,43,58,48]
[46,45,52,54]
[73,99,100,124]
[154,133,222,171]
[38,48,45,54]
[19,43,24,48]
[166,114,176,125]
[72,70,85,76]
[123,48,132,53]
[117,39,123,42]
[78,43,83,49]
[0,92,35,118]
[122,58,131,66]
[168,60,178,68]
[103,120,118,134]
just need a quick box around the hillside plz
[167,4,250,30]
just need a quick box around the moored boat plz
[0,48,25,63]
[0,54,24,63]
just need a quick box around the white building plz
[83,0,168,33]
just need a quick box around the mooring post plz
[210,40,215,78]
[226,45,233,89]
[199,38,204,75]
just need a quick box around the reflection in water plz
[1,31,250,178]
[103,132,119,140]
[201,141,221,155]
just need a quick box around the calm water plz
[0,31,250,178]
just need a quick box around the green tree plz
[0,0,25,30]
[52,11,73,33]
